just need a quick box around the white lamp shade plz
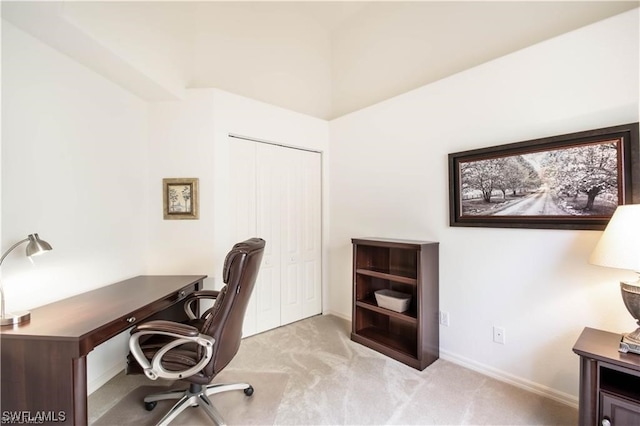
[589,204,640,272]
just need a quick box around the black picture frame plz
[448,122,639,230]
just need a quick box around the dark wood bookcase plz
[351,237,439,370]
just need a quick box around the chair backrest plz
[201,238,265,379]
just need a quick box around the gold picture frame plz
[163,178,199,220]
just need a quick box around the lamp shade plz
[25,233,53,258]
[589,204,640,272]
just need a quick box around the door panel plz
[280,148,304,325]
[300,150,322,318]
[229,140,258,336]
[255,143,282,333]
[230,139,256,239]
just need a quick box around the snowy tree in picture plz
[460,138,621,217]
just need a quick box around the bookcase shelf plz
[355,299,417,323]
[355,268,418,285]
[351,237,439,370]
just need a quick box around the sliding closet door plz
[255,143,283,333]
[280,147,321,325]
[229,139,259,336]
[301,149,322,320]
[229,137,321,336]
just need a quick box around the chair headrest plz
[222,238,266,283]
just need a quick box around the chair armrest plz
[129,320,215,381]
[190,290,221,299]
[183,290,221,320]
[133,320,199,337]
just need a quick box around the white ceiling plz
[2,1,638,119]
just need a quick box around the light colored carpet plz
[93,370,287,425]
[90,314,578,425]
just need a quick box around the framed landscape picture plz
[448,122,639,230]
[163,177,199,220]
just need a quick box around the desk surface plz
[1,275,206,340]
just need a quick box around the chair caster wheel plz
[244,386,254,396]
[145,401,158,411]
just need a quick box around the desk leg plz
[73,356,87,425]
[578,356,598,426]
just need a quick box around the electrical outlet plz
[493,326,506,344]
[439,311,450,327]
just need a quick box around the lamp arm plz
[0,239,29,268]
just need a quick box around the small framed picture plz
[163,178,199,220]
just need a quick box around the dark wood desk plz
[0,275,206,425]
[573,327,640,426]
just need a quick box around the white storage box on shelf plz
[374,289,411,313]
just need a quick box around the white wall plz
[1,20,150,393]
[328,9,639,405]
[145,90,216,287]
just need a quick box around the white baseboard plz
[440,349,578,409]
[322,310,350,322]
[88,363,125,395]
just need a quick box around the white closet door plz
[280,147,304,325]
[280,148,322,325]
[229,137,321,335]
[229,139,258,336]
[300,149,322,319]
[255,143,282,333]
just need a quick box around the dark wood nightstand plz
[573,327,640,426]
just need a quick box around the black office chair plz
[128,238,265,425]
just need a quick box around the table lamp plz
[589,204,640,354]
[0,233,53,326]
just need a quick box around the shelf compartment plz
[354,275,418,314]
[353,307,418,358]
[354,245,418,281]
[600,364,640,402]
[353,326,417,359]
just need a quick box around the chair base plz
[143,382,254,426]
